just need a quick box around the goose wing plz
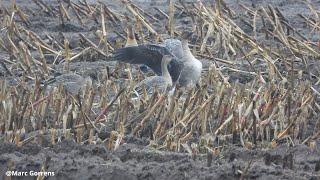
[113,44,183,84]
[163,39,184,59]
[112,44,175,76]
[167,58,184,84]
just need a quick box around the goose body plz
[177,35,202,88]
[45,70,97,95]
[133,55,173,97]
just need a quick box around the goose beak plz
[187,31,194,38]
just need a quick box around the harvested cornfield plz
[0,0,320,179]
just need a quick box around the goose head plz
[180,31,194,40]
[83,69,98,81]
[162,55,173,64]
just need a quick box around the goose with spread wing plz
[112,31,202,89]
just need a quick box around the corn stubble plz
[0,0,319,161]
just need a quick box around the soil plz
[1,0,320,180]
[1,139,320,180]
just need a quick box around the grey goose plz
[112,31,202,90]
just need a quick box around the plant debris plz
[0,0,320,179]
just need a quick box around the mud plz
[1,140,320,180]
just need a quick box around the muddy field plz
[1,0,320,179]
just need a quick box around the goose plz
[112,31,202,90]
[133,55,173,98]
[44,70,97,95]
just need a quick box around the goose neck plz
[181,39,194,60]
[161,60,171,82]
[84,77,93,87]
